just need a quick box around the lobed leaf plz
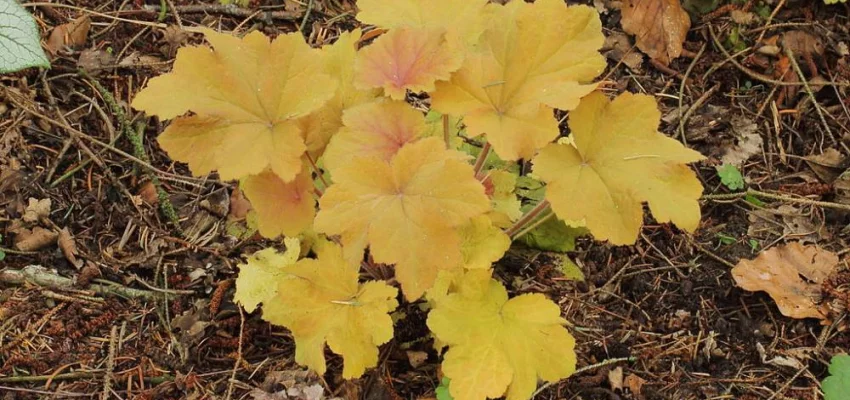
[323,100,427,174]
[241,168,316,238]
[354,27,463,100]
[263,240,398,379]
[356,0,490,48]
[431,0,605,161]
[314,137,491,300]
[233,238,301,312]
[532,92,705,245]
[132,29,336,181]
[428,269,577,400]
[299,29,381,158]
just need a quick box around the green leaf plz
[436,377,453,400]
[516,176,546,202]
[0,249,5,262]
[554,254,584,281]
[744,194,764,207]
[716,232,736,245]
[518,205,587,253]
[0,0,50,73]
[823,354,850,400]
[717,164,745,190]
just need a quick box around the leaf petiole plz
[472,142,491,177]
[505,200,550,238]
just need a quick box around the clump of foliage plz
[823,354,850,400]
[132,1,705,399]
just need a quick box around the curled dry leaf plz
[58,227,83,269]
[620,0,690,65]
[804,148,846,184]
[732,242,837,319]
[720,116,762,166]
[13,226,58,251]
[23,197,51,223]
[46,15,91,54]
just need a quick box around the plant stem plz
[505,200,550,238]
[510,209,555,240]
[472,142,491,177]
[305,152,329,189]
[442,114,450,149]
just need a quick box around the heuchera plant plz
[132,1,706,399]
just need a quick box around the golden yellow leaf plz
[323,101,427,174]
[262,240,398,378]
[356,0,490,48]
[428,269,577,400]
[241,168,315,239]
[132,29,336,181]
[299,29,381,158]
[458,215,510,270]
[314,137,491,300]
[532,92,705,245]
[431,0,605,161]
[354,27,463,100]
[233,237,301,313]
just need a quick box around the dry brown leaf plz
[23,197,51,223]
[137,181,159,205]
[58,228,83,269]
[620,0,690,65]
[732,242,837,319]
[720,116,762,166]
[804,148,846,183]
[46,15,91,54]
[13,227,58,251]
[77,49,115,75]
[781,31,825,58]
[602,32,643,71]
[405,350,428,368]
[229,187,253,220]
[624,374,647,398]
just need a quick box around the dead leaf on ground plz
[229,187,253,220]
[406,350,428,368]
[160,25,189,57]
[804,148,846,183]
[756,342,805,369]
[620,0,691,65]
[58,227,84,269]
[602,32,644,71]
[608,366,624,391]
[782,31,825,59]
[172,299,212,349]
[77,49,115,75]
[137,181,159,205]
[732,242,837,319]
[748,205,828,243]
[46,15,91,54]
[251,370,341,400]
[720,115,763,166]
[13,226,58,251]
[625,374,647,398]
[23,197,51,223]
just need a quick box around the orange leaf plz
[620,0,691,65]
[314,137,490,300]
[323,101,427,174]
[241,169,316,238]
[354,27,463,99]
[132,29,336,181]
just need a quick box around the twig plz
[0,265,159,299]
[677,83,720,143]
[511,209,555,241]
[506,200,550,237]
[702,188,850,212]
[784,46,846,153]
[532,357,634,398]
[102,326,118,400]
[676,44,706,144]
[225,308,246,400]
[83,72,181,230]
[299,0,315,33]
[139,3,301,25]
[707,24,849,87]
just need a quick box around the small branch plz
[505,200,550,238]
[702,189,850,212]
[0,265,160,299]
[472,142,491,177]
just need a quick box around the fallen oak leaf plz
[620,0,691,65]
[731,242,837,319]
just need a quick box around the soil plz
[1,0,850,399]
